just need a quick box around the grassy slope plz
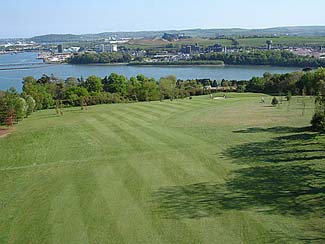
[0,94,324,244]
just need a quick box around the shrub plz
[286,91,292,101]
[271,97,279,106]
[237,84,246,93]
[311,112,325,132]
[26,96,36,117]
[0,90,31,125]
[16,97,27,120]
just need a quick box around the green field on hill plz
[123,36,325,50]
[237,36,325,47]
[0,94,324,243]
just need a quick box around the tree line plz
[193,50,325,68]
[69,50,325,68]
[241,68,325,96]
[69,52,132,64]
[0,88,36,126]
[1,68,325,132]
[18,73,206,110]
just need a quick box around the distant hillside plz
[29,26,325,43]
[30,34,85,43]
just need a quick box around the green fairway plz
[0,94,324,243]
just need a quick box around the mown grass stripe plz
[94,164,165,243]
[107,108,228,179]
[103,110,222,185]
[72,168,127,243]
[141,99,210,112]
[140,102,190,114]
[113,154,204,244]
[97,112,195,181]
[50,183,89,244]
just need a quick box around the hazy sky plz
[1,0,325,38]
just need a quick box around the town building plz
[57,44,63,53]
[65,47,80,53]
[95,43,118,53]
[108,44,118,52]
[100,44,105,52]
[206,44,225,53]
[181,43,201,54]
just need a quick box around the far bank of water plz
[0,52,301,92]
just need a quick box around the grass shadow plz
[226,129,323,164]
[233,126,312,134]
[152,126,325,223]
[152,165,325,219]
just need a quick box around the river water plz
[0,52,301,92]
